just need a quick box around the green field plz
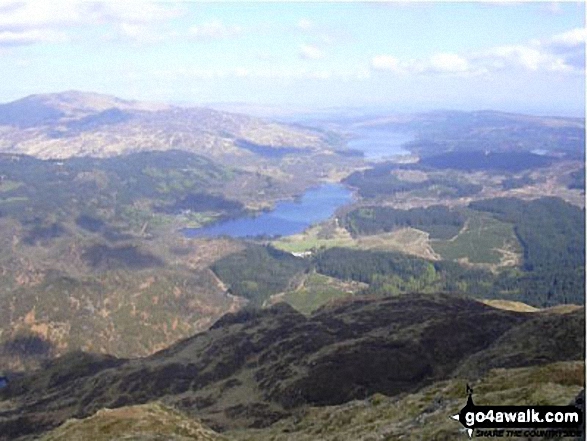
[0,180,24,193]
[272,220,439,261]
[275,208,523,268]
[431,210,521,265]
[278,272,363,315]
[272,222,355,253]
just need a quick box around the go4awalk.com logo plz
[450,385,584,438]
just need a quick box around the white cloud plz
[0,1,183,46]
[477,28,584,73]
[89,2,182,25]
[310,70,331,80]
[234,67,250,78]
[116,23,164,44]
[483,45,544,71]
[0,1,181,28]
[355,68,371,80]
[297,18,313,30]
[295,18,344,48]
[0,29,68,45]
[188,20,242,40]
[372,27,584,78]
[372,53,471,75]
[255,52,275,62]
[428,53,470,73]
[96,3,185,44]
[540,2,564,15]
[371,55,401,72]
[548,27,587,47]
[0,1,81,29]
[299,44,323,60]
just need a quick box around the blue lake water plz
[183,127,413,239]
[183,183,353,239]
[347,129,414,161]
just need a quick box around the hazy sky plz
[0,1,585,115]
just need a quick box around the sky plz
[0,0,585,116]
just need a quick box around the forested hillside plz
[343,205,465,239]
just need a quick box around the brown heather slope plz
[0,293,583,440]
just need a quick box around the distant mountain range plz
[0,91,334,160]
[0,91,583,162]
[309,108,586,158]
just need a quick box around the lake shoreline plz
[182,183,354,239]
